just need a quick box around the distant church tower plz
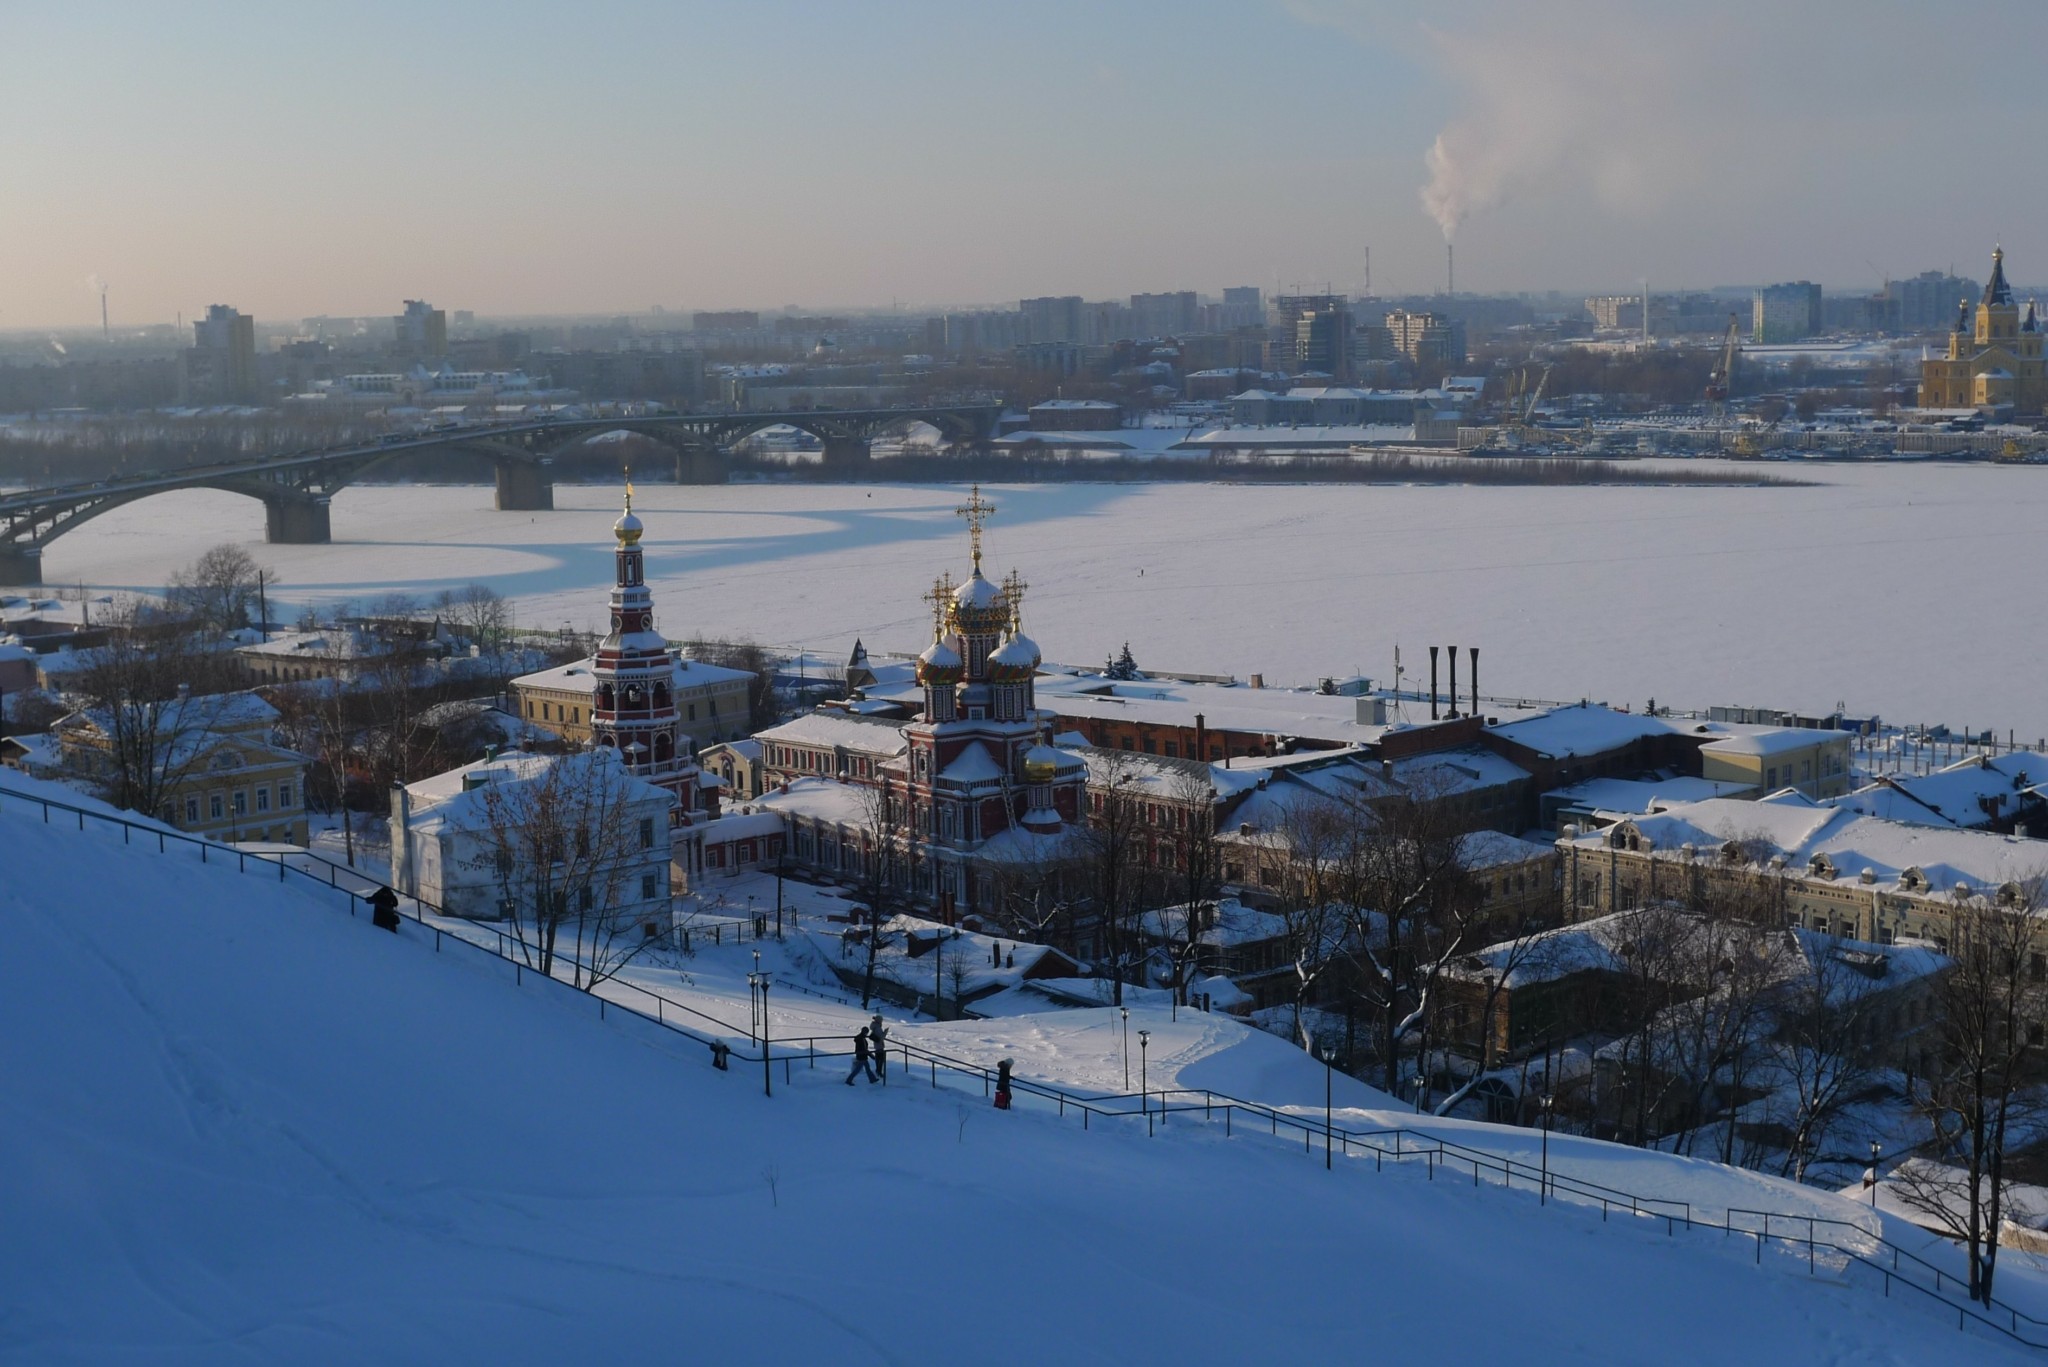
[1919,245,2046,414]
[589,483,702,820]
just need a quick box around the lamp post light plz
[1411,1075,1426,1115]
[1869,1140,1882,1210]
[1540,1094,1555,1205]
[1120,1006,1130,1090]
[1138,1029,1152,1134]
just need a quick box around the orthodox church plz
[879,487,1088,920]
[1919,246,2046,414]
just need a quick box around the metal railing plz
[5,780,2040,1350]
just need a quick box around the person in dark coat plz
[367,886,401,933]
[845,1026,876,1084]
[868,1013,889,1082]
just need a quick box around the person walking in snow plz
[869,1014,889,1082]
[845,1026,876,1085]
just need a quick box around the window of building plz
[643,872,660,901]
[580,886,594,912]
[688,704,697,720]
[209,793,224,820]
[278,782,293,808]
[640,817,655,850]
[232,791,248,817]
[256,786,271,812]
[184,796,199,822]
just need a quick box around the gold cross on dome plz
[1001,569,1028,626]
[954,484,995,569]
[923,571,957,635]
[623,465,634,514]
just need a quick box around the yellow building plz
[47,691,311,845]
[1918,247,2045,414]
[1697,729,1852,800]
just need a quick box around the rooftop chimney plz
[1470,646,1479,717]
[1429,646,1440,720]
[1446,647,1459,719]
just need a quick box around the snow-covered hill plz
[1,786,2036,1365]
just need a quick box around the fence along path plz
[4,781,2040,1352]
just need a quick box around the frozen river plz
[32,461,2048,740]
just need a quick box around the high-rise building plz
[1220,286,1264,330]
[1020,295,1084,344]
[1129,291,1199,338]
[1292,301,1354,381]
[393,299,448,360]
[188,304,258,403]
[1889,270,1984,332]
[1384,309,1466,374]
[1751,282,1823,343]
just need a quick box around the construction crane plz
[1704,312,1740,405]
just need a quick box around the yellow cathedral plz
[1919,246,2045,414]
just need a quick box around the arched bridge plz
[0,403,1001,584]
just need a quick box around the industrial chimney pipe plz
[1447,646,1459,719]
[1429,646,1440,720]
[1470,647,1479,718]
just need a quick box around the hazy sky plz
[6,0,2046,328]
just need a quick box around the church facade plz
[1919,246,2045,414]
[761,487,1088,921]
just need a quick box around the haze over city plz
[8,0,2048,328]
[8,5,2048,1364]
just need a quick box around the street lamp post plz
[1869,1141,1882,1210]
[1540,1094,1555,1205]
[1138,1029,1151,1135]
[745,972,772,1098]
[1321,1043,1333,1171]
[1412,1075,1426,1115]
[1120,1006,1130,1090]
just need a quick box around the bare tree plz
[465,750,671,991]
[1077,750,1152,1004]
[850,780,900,1010]
[166,543,267,634]
[432,582,510,645]
[66,598,244,818]
[1334,774,1483,1098]
[1894,885,2046,1306]
[1765,932,1889,1174]
[1273,793,1356,1052]
[1162,766,1224,1009]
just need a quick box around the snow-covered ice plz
[32,462,2048,739]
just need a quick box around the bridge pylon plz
[0,544,42,587]
[821,436,871,467]
[674,446,727,485]
[495,461,555,511]
[264,494,332,545]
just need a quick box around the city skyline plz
[5,1,2047,329]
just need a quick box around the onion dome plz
[614,483,643,545]
[950,569,1009,634]
[916,633,963,686]
[1021,740,1063,785]
[989,628,1041,682]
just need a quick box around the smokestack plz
[1428,646,1440,720]
[1469,646,1479,717]
[1447,243,1455,297]
[1447,647,1459,719]
[101,291,109,343]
